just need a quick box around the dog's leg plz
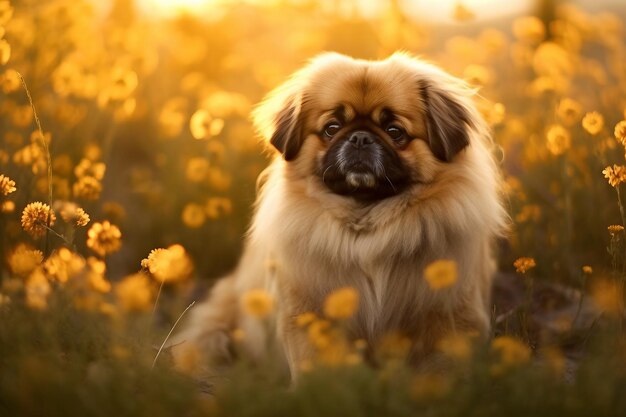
[171,276,239,376]
[277,311,317,382]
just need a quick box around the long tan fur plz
[173,52,508,380]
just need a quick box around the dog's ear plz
[421,81,473,162]
[253,86,305,161]
[269,96,304,161]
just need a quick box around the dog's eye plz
[323,122,342,138]
[386,125,405,140]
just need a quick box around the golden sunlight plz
[135,0,215,17]
[405,0,530,23]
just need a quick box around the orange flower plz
[602,165,626,188]
[241,289,274,318]
[546,124,571,155]
[324,287,359,319]
[21,202,56,238]
[115,273,154,312]
[513,257,536,273]
[614,120,626,146]
[0,174,16,195]
[582,111,604,135]
[87,221,122,257]
[424,260,458,290]
[142,244,193,284]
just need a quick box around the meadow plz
[1,0,626,415]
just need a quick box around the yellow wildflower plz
[84,144,102,161]
[74,158,106,180]
[608,225,625,236]
[295,312,317,327]
[463,64,490,86]
[185,157,210,182]
[307,319,333,349]
[1,200,14,213]
[87,221,122,257]
[513,257,536,273]
[1,69,20,94]
[21,202,56,238]
[87,257,111,293]
[73,176,102,200]
[107,67,138,101]
[142,244,193,284]
[59,202,90,227]
[437,333,473,361]
[7,243,43,277]
[141,248,165,270]
[546,124,571,155]
[512,16,545,44]
[44,248,85,283]
[582,265,593,274]
[614,120,626,146]
[556,98,582,127]
[532,42,573,79]
[0,174,16,195]
[590,278,623,317]
[0,39,10,66]
[602,165,626,188]
[25,268,51,310]
[424,260,458,290]
[190,109,224,140]
[582,111,604,135]
[323,287,359,319]
[241,289,274,318]
[182,203,206,228]
[115,273,154,312]
[491,336,531,374]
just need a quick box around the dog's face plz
[254,53,477,201]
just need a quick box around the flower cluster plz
[86,221,122,257]
[141,244,193,284]
[21,202,56,238]
[513,257,537,274]
[602,165,626,188]
[423,260,458,290]
[0,174,16,195]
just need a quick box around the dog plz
[173,52,507,380]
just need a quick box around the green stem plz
[18,73,54,258]
[152,301,195,369]
[616,187,626,278]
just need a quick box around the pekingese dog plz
[173,52,507,380]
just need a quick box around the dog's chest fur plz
[269,212,446,340]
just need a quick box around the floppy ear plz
[253,84,305,162]
[269,96,304,161]
[421,82,473,162]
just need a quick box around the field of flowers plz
[2,0,626,415]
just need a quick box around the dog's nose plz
[347,130,375,148]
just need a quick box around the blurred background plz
[1,0,626,287]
